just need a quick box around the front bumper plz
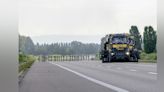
[111,52,130,60]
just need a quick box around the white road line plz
[130,69,137,72]
[148,72,157,75]
[50,62,129,92]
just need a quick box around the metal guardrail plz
[38,55,100,61]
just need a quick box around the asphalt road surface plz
[19,61,157,92]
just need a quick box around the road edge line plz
[49,62,129,92]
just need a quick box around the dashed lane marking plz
[148,72,157,75]
[130,69,137,72]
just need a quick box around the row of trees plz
[144,26,157,53]
[19,35,100,55]
[129,26,157,53]
[34,41,100,55]
[19,35,35,54]
[19,25,156,55]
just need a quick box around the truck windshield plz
[112,36,127,43]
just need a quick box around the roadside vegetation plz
[140,52,157,60]
[129,26,157,63]
[19,54,36,73]
[139,52,157,63]
[19,26,157,63]
[19,35,100,56]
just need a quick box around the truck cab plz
[100,33,140,63]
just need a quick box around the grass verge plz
[139,52,157,63]
[19,54,36,73]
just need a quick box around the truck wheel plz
[133,56,138,62]
[102,60,105,63]
[102,58,107,63]
[129,57,133,62]
[108,58,112,63]
[107,54,112,63]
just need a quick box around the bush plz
[19,54,36,72]
[140,52,157,60]
[19,54,27,64]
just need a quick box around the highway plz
[19,61,157,92]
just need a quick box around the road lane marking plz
[148,72,157,75]
[50,62,129,92]
[130,69,137,72]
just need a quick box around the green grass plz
[139,52,157,63]
[140,52,157,60]
[19,54,36,72]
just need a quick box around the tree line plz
[19,25,157,55]
[129,25,157,53]
[19,35,100,55]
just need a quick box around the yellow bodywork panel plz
[112,44,128,50]
[129,45,133,49]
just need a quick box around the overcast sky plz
[19,0,157,37]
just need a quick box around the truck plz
[100,33,140,63]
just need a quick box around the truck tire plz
[133,55,138,62]
[108,57,112,63]
[102,58,107,63]
[102,59,105,63]
[104,54,111,63]
[134,57,138,62]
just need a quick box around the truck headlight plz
[111,52,115,56]
[125,52,130,55]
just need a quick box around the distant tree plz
[19,35,100,55]
[19,35,35,55]
[129,26,142,50]
[144,26,157,53]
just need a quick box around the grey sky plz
[19,0,157,37]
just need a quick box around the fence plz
[38,55,99,61]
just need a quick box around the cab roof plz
[110,33,130,37]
